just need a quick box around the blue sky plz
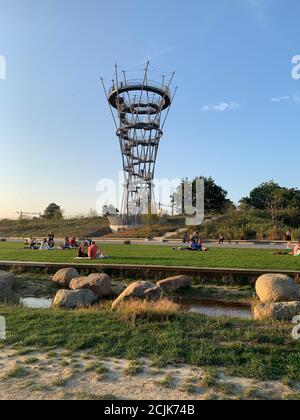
[0,0,299,218]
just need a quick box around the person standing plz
[285,229,292,249]
[219,234,225,245]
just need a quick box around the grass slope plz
[1,242,300,271]
[0,217,110,238]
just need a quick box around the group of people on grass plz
[177,231,208,252]
[183,232,225,246]
[77,241,107,260]
[25,234,107,259]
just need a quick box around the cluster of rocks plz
[52,268,192,310]
[52,268,112,308]
[254,273,300,321]
[0,271,20,306]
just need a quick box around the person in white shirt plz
[40,238,50,251]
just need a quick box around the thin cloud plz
[271,95,300,104]
[201,102,240,112]
[144,47,176,62]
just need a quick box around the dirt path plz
[0,348,298,400]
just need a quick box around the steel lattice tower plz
[101,63,176,225]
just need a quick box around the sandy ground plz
[0,348,298,400]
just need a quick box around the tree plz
[173,177,231,215]
[43,203,63,220]
[240,181,280,210]
[241,181,300,227]
[102,204,118,216]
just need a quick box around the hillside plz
[0,217,111,238]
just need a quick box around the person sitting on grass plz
[70,237,79,248]
[77,243,88,258]
[40,238,51,251]
[274,240,300,256]
[60,237,71,250]
[290,240,300,256]
[88,241,107,259]
[47,232,55,248]
[174,239,208,252]
[25,237,39,250]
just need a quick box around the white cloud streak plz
[271,95,300,104]
[201,102,240,112]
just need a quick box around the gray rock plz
[52,289,97,309]
[255,273,300,303]
[0,271,16,288]
[254,301,300,321]
[69,273,111,298]
[0,282,20,306]
[157,275,192,292]
[52,268,79,287]
[112,281,163,310]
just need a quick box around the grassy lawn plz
[1,242,300,271]
[1,304,299,382]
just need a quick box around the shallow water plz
[181,299,253,320]
[21,297,52,309]
[20,296,253,319]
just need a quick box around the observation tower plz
[101,63,176,230]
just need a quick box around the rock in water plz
[69,273,112,298]
[254,301,300,321]
[52,268,79,287]
[0,282,20,306]
[111,281,163,310]
[0,271,16,288]
[52,289,97,309]
[157,275,192,292]
[255,274,300,303]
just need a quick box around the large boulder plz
[112,281,163,311]
[52,268,79,287]
[69,273,111,298]
[0,271,15,288]
[52,289,97,309]
[254,301,300,321]
[255,274,300,303]
[0,282,20,306]
[157,275,192,292]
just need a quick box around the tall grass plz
[115,299,180,323]
[187,210,300,240]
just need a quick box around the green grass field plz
[0,242,300,270]
[1,304,299,382]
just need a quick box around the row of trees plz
[173,178,300,228]
[40,179,300,228]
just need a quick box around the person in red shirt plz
[70,237,78,248]
[88,242,98,259]
[88,242,107,259]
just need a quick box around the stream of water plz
[21,296,253,319]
